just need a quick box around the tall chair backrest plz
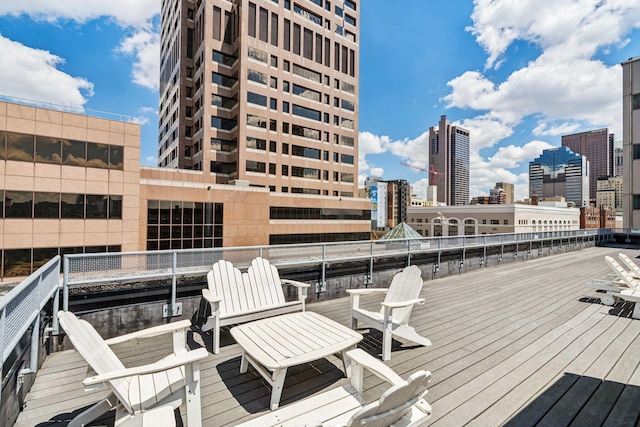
[347,370,432,427]
[605,256,639,289]
[245,257,286,307]
[207,259,252,315]
[619,253,640,278]
[58,311,134,414]
[381,265,423,325]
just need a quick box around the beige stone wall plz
[0,101,141,269]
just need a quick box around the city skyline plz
[0,1,639,202]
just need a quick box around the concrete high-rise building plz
[429,115,470,205]
[561,128,614,204]
[158,0,359,197]
[529,146,589,207]
[623,56,640,228]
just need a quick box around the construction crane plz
[400,162,444,186]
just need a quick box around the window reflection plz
[4,249,32,278]
[6,132,34,162]
[87,143,109,169]
[61,194,85,218]
[62,139,86,166]
[35,136,62,164]
[86,195,108,219]
[5,191,33,218]
[109,195,122,219]
[34,192,60,218]
[0,131,5,160]
[109,146,124,170]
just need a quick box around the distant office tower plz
[491,182,514,204]
[429,115,470,205]
[529,147,589,207]
[561,129,614,204]
[158,0,359,197]
[614,146,623,177]
[623,56,640,228]
[386,179,410,228]
[596,176,622,209]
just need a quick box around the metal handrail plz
[0,256,61,371]
[61,229,614,315]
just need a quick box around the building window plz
[634,144,640,160]
[634,195,640,210]
[147,201,223,250]
[634,93,640,110]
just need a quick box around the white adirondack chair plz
[236,348,432,427]
[201,258,309,353]
[586,256,640,305]
[58,311,208,427]
[347,265,431,361]
[618,253,640,278]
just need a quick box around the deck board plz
[15,245,640,426]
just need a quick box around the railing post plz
[321,244,326,291]
[171,252,178,316]
[63,256,69,312]
[369,240,374,285]
[0,304,5,373]
[52,280,61,335]
[407,238,412,266]
[21,313,40,376]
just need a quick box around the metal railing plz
[0,256,61,376]
[62,229,613,316]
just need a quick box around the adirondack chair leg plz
[186,361,203,427]
[341,348,352,377]
[68,392,119,427]
[601,293,615,306]
[270,368,288,410]
[393,325,432,348]
[351,317,358,330]
[382,324,392,362]
[212,316,220,354]
[240,352,249,374]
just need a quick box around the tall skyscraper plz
[529,146,589,207]
[158,0,359,197]
[429,115,470,205]
[623,56,640,228]
[561,128,614,204]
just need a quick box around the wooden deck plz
[16,245,640,426]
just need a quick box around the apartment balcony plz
[3,230,640,426]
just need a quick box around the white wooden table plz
[230,311,363,410]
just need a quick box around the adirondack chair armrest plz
[280,279,310,288]
[346,288,389,295]
[202,288,222,305]
[346,348,403,391]
[104,319,193,346]
[280,279,310,302]
[82,347,209,387]
[381,298,425,309]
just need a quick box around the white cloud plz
[0,0,158,28]
[139,106,157,114]
[116,30,160,90]
[0,35,93,108]
[452,115,514,150]
[487,140,555,169]
[469,0,640,70]
[145,156,157,164]
[131,116,150,126]
[0,1,161,92]
[532,122,581,136]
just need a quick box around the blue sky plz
[1,0,639,201]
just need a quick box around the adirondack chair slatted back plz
[246,257,286,307]
[605,256,639,289]
[619,253,640,278]
[58,311,135,414]
[348,370,431,427]
[208,260,254,315]
[381,265,423,324]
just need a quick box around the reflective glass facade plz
[529,147,589,207]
